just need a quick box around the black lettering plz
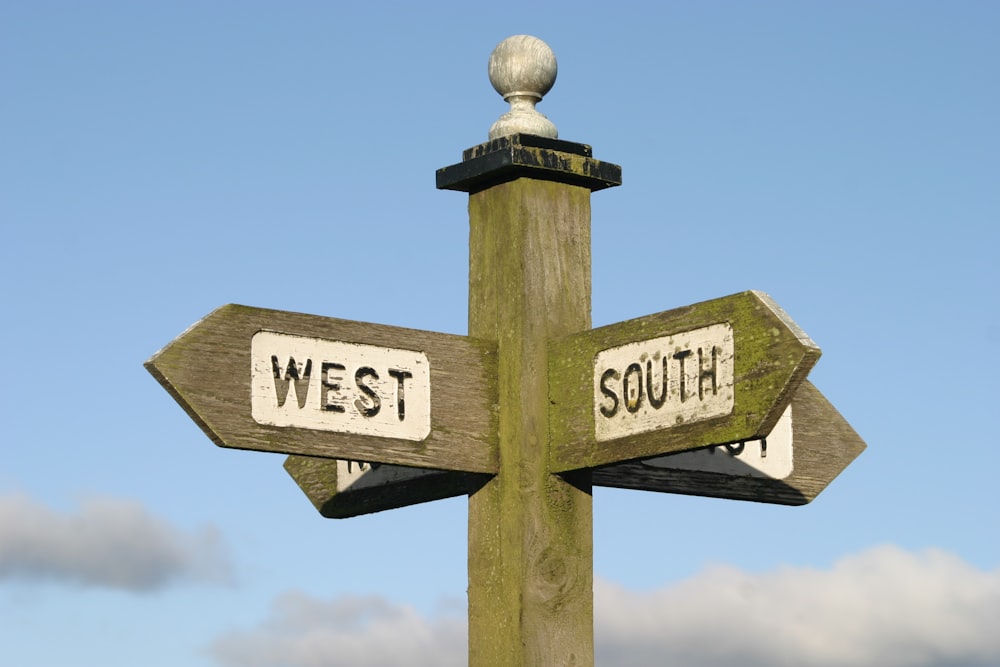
[388,369,413,421]
[698,346,719,400]
[321,362,346,413]
[673,350,693,402]
[271,356,311,409]
[346,460,381,474]
[623,362,643,414]
[599,368,620,418]
[354,367,381,418]
[646,355,668,409]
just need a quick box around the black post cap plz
[436,134,622,194]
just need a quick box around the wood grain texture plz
[549,290,821,471]
[467,178,595,667]
[145,304,498,472]
[592,380,865,505]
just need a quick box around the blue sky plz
[2,2,998,666]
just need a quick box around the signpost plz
[146,35,864,667]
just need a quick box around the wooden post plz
[438,37,621,667]
[467,176,593,666]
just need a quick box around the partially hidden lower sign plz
[251,331,431,441]
[284,455,488,518]
[640,402,792,479]
[594,380,865,505]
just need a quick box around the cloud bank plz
[595,544,1000,667]
[212,545,999,667]
[211,591,466,667]
[0,493,231,591]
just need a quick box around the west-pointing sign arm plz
[145,304,498,473]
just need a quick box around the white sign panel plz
[334,460,438,492]
[593,323,735,442]
[251,331,431,441]
[642,403,793,479]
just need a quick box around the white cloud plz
[0,493,232,591]
[210,591,466,667]
[595,544,1000,667]
[210,545,1000,667]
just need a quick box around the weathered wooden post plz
[436,36,621,666]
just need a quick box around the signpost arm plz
[438,37,621,667]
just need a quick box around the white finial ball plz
[487,35,558,140]
[488,35,557,101]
